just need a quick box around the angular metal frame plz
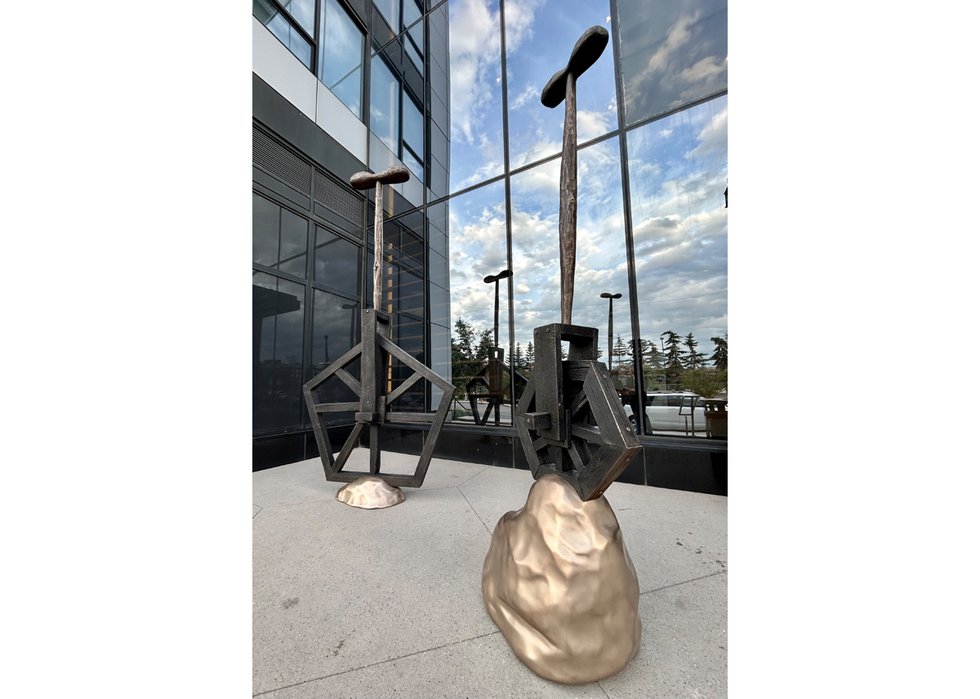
[515,323,640,501]
[303,308,454,488]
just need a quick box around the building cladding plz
[253,0,728,494]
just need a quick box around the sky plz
[444,0,728,365]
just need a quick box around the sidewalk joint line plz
[252,630,501,696]
[455,464,492,488]
[640,569,727,596]
[457,486,493,535]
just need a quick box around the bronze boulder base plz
[482,474,641,684]
[335,476,405,509]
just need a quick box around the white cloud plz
[511,83,538,110]
[578,110,614,141]
[448,0,544,146]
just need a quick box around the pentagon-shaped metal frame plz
[303,309,454,488]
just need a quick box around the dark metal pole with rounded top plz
[541,25,609,325]
[483,268,513,351]
[350,165,411,311]
[600,292,622,371]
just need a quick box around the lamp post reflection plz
[599,292,621,372]
[466,268,522,426]
[484,269,513,352]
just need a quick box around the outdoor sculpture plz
[512,26,640,502]
[302,165,454,508]
[483,26,642,684]
[464,268,527,426]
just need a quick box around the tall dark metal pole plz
[484,269,512,352]
[600,292,622,371]
[541,26,608,326]
[558,72,577,325]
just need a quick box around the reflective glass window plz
[403,96,424,161]
[391,315,426,411]
[404,1,425,71]
[314,226,360,296]
[253,194,308,278]
[447,0,504,193]
[278,208,309,277]
[318,0,364,116]
[253,272,306,432]
[374,0,400,32]
[396,268,425,317]
[310,289,361,426]
[446,180,512,423]
[404,0,424,47]
[616,0,727,125]
[626,95,728,433]
[406,41,425,72]
[281,0,315,35]
[370,55,400,152]
[505,0,617,167]
[404,149,424,181]
[509,139,629,377]
[253,0,313,68]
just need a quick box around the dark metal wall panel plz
[253,74,367,179]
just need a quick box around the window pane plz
[505,0,617,167]
[281,0,315,35]
[279,208,308,277]
[253,194,308,277]
[403,96,424,161]
[404,0,424,45]
[508,139,629,378]
[314,226,360,295]
[391,314,426,411]
[311,289,361,427]
[254,0,313,69]
[374,0,400,32]
[370,55,400,152]
[616,0,727,125]
[404,149,424,181]
[318,0,364,116]
[253,272,306,432]
[446,180,513,423]
[447,0,504,193]
[406,39,425,72]
[253,193,279,266]
[627,96,728,432]
[396,268,424,317]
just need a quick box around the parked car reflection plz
[623,391,707,434]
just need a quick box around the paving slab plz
[601,480,727,593]
[599,573,728,698]
[257,631,608,699]
[253,481,495,694]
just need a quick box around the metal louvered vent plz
[314,170,362,223]
[253,127,311,194]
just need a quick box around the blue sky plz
[444,0,727,362]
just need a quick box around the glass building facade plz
[253,0,727,494]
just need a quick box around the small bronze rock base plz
[335,476,405,509]
[482,475,640,684]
